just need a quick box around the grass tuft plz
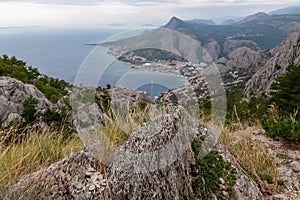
[220,127,279,195]
[0,126,83,188]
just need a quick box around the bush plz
[260,64,300,142]
[261,115,300,142]
[22,95,38,124]
[188,140,236,199]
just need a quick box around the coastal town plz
[107,47,245,102]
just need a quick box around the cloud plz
[2,0,299,7]
[0,0,299,27]
[0,0,178,6]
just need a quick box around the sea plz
[0,27,186,98]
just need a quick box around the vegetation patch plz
[187,140,236,200]
[276,153,292,160]
[0,55,70,103]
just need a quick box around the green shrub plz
[189,140,236,200]
[22,95,38,124]
[261,115,300,142]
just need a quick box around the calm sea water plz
[0,27,186,96]
[0,27,120,82]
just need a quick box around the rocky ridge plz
[245,30,300,98]
[216,46,271,74]
[2,151,107,199]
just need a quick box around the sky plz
[0,0,299,27]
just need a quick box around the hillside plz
[245,30,300,98]
[103,13,300,62]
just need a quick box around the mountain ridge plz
[270,6,300,15]
[245,30,300,98]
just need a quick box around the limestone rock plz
[109,86,152,107]
[0,76,52,124]
[216,46,271,74]
[3,151,106,200]
[105,114,194,200]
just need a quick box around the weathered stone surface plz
[3,151,106,200]
[0,76,52,124]
[230,128,300,200]
[109,86,152,107]
[105,114,194,200]
[197,124,264,200]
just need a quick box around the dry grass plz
[0,126,83,188]
[220,126,279,195]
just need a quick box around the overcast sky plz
[0,0,299,27]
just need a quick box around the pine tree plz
[271,64,300,115]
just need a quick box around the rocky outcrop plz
[0,76,52,124]
[105,114,194,200]
[245,31,300,98]
[223,39,260,56]
[5,110,263,199]
[163,16,187,30]
[197,124,263,200]
[109,86,152,107]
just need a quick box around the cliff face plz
[0,76,52,124]
[216,46,271,74]
[245,31,300,98]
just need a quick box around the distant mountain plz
[270,6,300,15]
[236,12,269,24]
[103,13,300,61]
[186,19,216,26]
[163,16,187,30]
[221,19,236,25]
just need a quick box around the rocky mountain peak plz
[163,16,186,29]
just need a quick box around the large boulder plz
[106,114,194,200]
